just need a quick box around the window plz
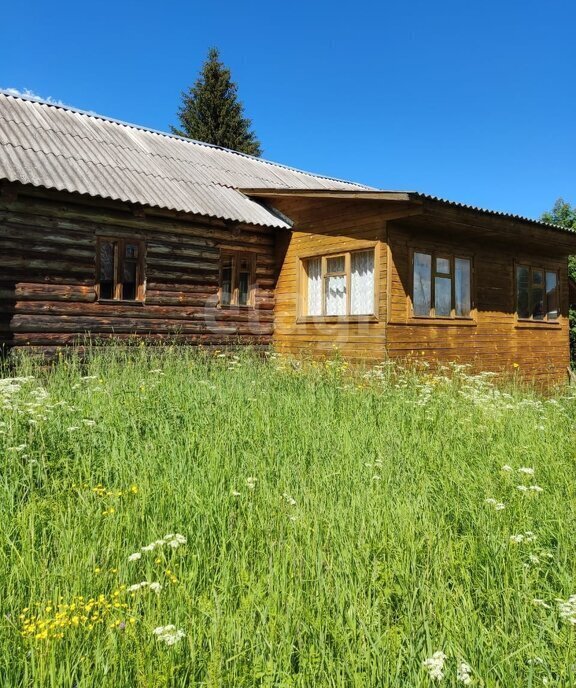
[516,265,559,321]
[219,252,255,307]
[96,237,145,302]
[302,249,375,317]
[412,251,472,318]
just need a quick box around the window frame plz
[409,249,474,320]
[218,251,256,308]
[298,245,378,322]
[514,263,560,324]
[95,236,146,304]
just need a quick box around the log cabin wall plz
[272,199,388,361]
[0,188,276,354]
[386,220,570,384]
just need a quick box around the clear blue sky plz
[2,0,575,220]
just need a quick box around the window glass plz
[238,258,251,306]
[413,252,432,316]
[99,241,116,300]
[531,268,545,320]
[326,256,345,274]
[122,243,139,300]
[546,271,559,320]
[434,276,452,316]
[220,256,233,306]
[455,258,471,317]
[436,257,451,275]
[350,250,375,315]
[306,257,322,316]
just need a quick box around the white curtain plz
[306,258,322,316]
[325,274,347,315]
[350,250,374,315]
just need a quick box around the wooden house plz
[0,91,575,384]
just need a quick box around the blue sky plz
[2,0,575,220]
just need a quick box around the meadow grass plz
[1,346,576,687]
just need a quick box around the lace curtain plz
[350,250,374,315]
[306,258,322,316]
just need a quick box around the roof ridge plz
[0,89,371,190]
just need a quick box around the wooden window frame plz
[218,251,256,308]
[298,245,378,323]
[514,263,560,325]
[410,249,474,321]
[95,236,146,304]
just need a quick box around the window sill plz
[297,315,379,324]
[97,299,144,306]
[515,319,561,329]
[404,316,477,327]
[217,304,255,310]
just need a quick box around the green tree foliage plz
[171,48,262,157]
[541,198,576,362]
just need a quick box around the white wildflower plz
[518,467,535,476]
[246,477,257,490]
[231,490,241,497]
[516,485,529,492]
[558,594,576,624]
[423,651,447,682]
[128,552,142,562]
[163,533,175,540]
[372,474,382,481]
[82,419,96,426]
[485,498,505,510]
[457,661,472,685]
[153,625,185,646]
[532,598,551,609]
[141,544,156,552]
[502,464,513,472]
[529,485,543,493]
[67,426,80,432]
[149,582,162,594]
[128,582,148,592]
[528,554,540,565]
[510,534,525,544]
[282,493,296,506]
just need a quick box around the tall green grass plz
[1,347,576,687]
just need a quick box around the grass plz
[1,346,576,686]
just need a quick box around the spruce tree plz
[171,48,262,157]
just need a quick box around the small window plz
[302,249,375,317]
[219,252,255,307]
[412,251,472,318]
[516,265,559,321]
[96,237,145,302]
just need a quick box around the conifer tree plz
[171,48,262,157]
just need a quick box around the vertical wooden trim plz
[345,252,351,316]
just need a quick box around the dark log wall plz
[0,189,276,353]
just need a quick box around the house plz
[0,90,574,384]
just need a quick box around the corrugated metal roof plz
[240,188,573,233]
[0,91,370,228]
